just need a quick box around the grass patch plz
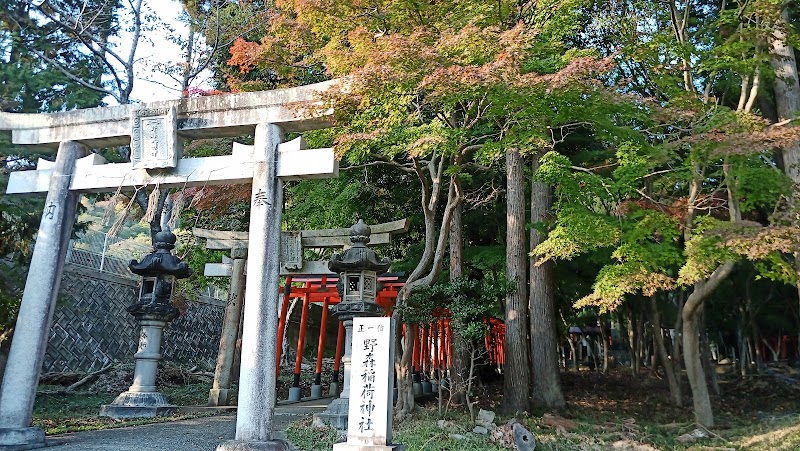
[32,383,217,435]
[285,418,340,451]
[286,397,800,451]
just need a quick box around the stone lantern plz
[314,219,391,429]
[100,231,193,419]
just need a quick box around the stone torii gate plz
[0,80,342,451]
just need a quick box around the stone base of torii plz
[0,80,343,451]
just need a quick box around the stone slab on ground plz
[44,398,332,451]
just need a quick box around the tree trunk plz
[699,307,720,396]
[683,299,713,427]
[448,201,470,405]
[600,319,609,373]
[0,327,13,388]
[673,293,684,386]
[566,336,578,371]
[650,296,682,406]
[394,156,462,419]
[637,308,646,370]
[769,4,800,357]
[529,152,565,408]
[682,264,733,428]
[627,311,640,377]
[502,147,531,413]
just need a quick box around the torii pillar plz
[219,123,285,450]
[0,81,342,451]
[0,141,87,450]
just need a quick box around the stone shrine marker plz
[334,317,404,451]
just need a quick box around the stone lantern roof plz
[129,231,193,279]
[328,219,391,274]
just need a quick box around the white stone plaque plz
[345,317,395,447]
[130,106,182,169]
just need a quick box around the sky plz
[108,0,213,104]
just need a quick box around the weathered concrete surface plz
[0,80,344,148]
[7,137,337,194]
[227,123,284,446]
[0,141,88,449]
[210,247,247,407]
[0,427,45,451]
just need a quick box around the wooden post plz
[209,246,247,406]
[311,297,330,398]
[330,321,345,395]
[275,279,293,377]
[288,294,310,401]
[412,324,422,396]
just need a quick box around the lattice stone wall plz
[163,296,226,364]
[44,265,224,373]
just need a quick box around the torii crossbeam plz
[0,80,344,451]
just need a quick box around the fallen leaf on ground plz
[542,413,578,431]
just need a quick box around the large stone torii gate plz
[0,80,342,451]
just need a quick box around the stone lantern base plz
[312,397,350,430]
[100,315,176,420]
[99,392,177,420]
[332,444,406,451]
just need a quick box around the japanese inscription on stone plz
[130,106,182,169]
[281,231,302,270]
[44,203,56,220]
[347,317,396,446]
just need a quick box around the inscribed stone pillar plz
[332,317,404,451]
[217,124,288,451]
[209,246,247,406]
[0,141,87,449]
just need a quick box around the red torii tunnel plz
[273,275,507,400]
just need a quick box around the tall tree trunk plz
[449,201,470,405]
[637,309,646,370]
[770,7,800,178]
[626,309,640,377]
[700,308,721,396]
[673,294,684,386]
[529,152,565,408]
[681,161,736,427]
[769,3,800,353]
[600,318,609,373]
[503,148,531,413]
[683,266,734,428]
[394,155,461,419]
[650,296,682,406]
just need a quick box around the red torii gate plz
[275,274,404,397]
[276,276,507,400]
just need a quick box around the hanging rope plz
[107,195,136,238]
[168,178,189,230]
[106,183,144,238]
[101,175,127,227]
[141,180,161,224]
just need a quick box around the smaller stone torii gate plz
[193,219,409,406]
[0,80,342,451]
